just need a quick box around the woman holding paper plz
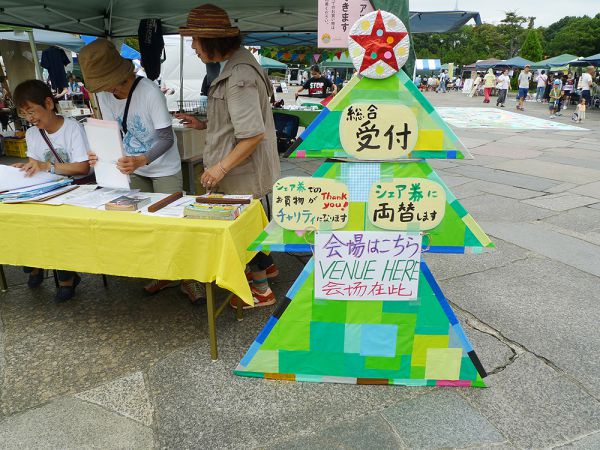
[79,39,183,195]
[12,79,90,302]
[176,4,281,309]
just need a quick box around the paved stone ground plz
[1,91,599,449]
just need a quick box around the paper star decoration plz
[348,10,410,79]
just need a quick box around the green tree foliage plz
[497,11,528,57]
[543,15,600,57]
[520,29,543,62]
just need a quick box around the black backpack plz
[138,19,164,81]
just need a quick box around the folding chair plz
[273,112,300,154]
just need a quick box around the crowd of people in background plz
[413,64,598,121]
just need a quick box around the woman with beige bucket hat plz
[79,39,183,195]
[176,4,281,309]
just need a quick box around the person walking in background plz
[483,68,496,103]
[517,65,532,111]
[469,73,482,97]
[563,73,575,108]
[578,66,595,107]
[496,69,510,107]
[437,70,447,93]
[536,70,547,102]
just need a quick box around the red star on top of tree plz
[350,10,408,73]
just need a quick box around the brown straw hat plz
[179,4,240,38]
[79,38,134,93]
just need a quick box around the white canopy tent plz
[159,35,206,111]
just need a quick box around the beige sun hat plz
[179,4,240,38]
[79,38,134,93]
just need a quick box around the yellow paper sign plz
[273,177,349,230]
[339,103,419,159]
[368,178,446,231]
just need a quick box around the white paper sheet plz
[83,119,130,190]
[141,196,196,218]
[0,165,62,192]
[40,184,99,205]
[63,187,137,209]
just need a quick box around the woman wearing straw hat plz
[176,4,281,309]
[79,39,183,195]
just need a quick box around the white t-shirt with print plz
[26,117,89,164]
[579,73,593,91]
[498,74,510,90]
[518,71,531,89]
[97,78,181,178]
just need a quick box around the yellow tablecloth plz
[0,200,268,305]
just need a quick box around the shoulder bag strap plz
[39,128,64,164]
[122,76,143,136]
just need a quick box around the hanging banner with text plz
[318,0,374,48]
[273,177,350,230]
[368,179,446,231]
[314,231,422,301]
[340,103,419,159]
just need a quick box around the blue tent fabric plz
[494,56,533,69]
[244,10,481,46]
[569,54,600,67]
[81,35,140,60]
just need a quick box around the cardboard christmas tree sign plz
[235,10,493,387]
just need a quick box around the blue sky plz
[412,0,597,26]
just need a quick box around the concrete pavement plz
[0,90,599,448]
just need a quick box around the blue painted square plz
[360,324,398,357]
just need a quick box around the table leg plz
[0,265,7,292]
[205,282,218,361]
[187,162,195,195]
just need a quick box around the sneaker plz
[144,279,179,295]
[180,280,206,303]
[556,112,562,116]
[246,264,279,283]
[550,115,556,119]
[55,273,81,303]
[230,286,276,309]
[27,269,44,288]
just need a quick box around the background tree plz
[497,11,528,57]
[520,28,543,62]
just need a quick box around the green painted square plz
[310,322,345,353]
[261,319,310,351]
[396,327,416,355]
[463,226,483,248]
[382,302,419,314]
[398,355,412,378]
[344,324,362,353]
[346,301,383,324]
[245,349,279,373]
[279,350,346,376]
[365,356,402,370]
[451,199,469,219]
[410,365,425,379]
[312,299,347,323]
[298,112,343,151]
[459,357,479,381]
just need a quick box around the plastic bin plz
[4,138,27,158]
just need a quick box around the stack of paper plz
[0,179,74,203]
[0,165,62,192]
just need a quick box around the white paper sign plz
[314,231,422,301]
[83,118,130,190]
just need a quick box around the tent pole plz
[27,31,43,81]
[179,35,184,113]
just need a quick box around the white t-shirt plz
[26,117,88,164]
[97,78,181,178]
[498,74,510,90]
[518,71,531,89]
[579,73,593,91]
[536,74,547,88]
